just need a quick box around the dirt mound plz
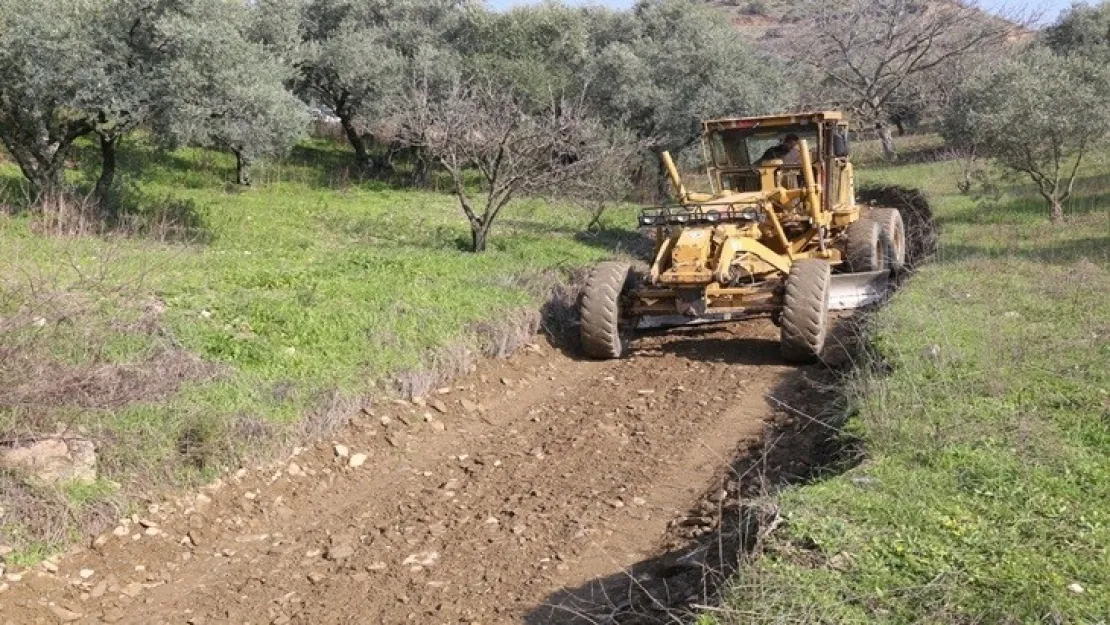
[857,185,939,268]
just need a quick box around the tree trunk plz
[28,162,65,203]
[1049,198,1064,224]
[411,146,429,188]
[23,164,64,202]
[1,118,89,202]
[877,124,898,161]
[4,145,66,202]
[471,221,490,253]
[893,117,906,136]
[339,114,371,171]
[235,151,252,186]
[95,134,118,210]
[372,140,402,173]
[586,204,606,232]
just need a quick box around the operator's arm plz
[759,145,785,163]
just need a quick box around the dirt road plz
[0,319,844,624]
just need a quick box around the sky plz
[487,0,1086,24]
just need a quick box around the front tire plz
[868,207,907,271]
[580,262,631,359]
[845,218,882,272]
[780,260,831,363]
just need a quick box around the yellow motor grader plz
[580,111,905,362]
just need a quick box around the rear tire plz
[845,218,882,272]
[868,207,907,270]
[580,262,631,359]
[780,260,831,363]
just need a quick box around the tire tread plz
[845,219,881,272]
[868,207,906,270]
[580,262,631,359]
[780,260,831,363]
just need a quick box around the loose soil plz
[0,318,847,624]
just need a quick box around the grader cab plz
[580,111,906,362]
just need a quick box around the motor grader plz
[580,111,905,362]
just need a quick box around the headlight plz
[639,215,657,227]
[703,210,721,223]
[672,214,689,224]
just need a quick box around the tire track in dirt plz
[0,318,833,625]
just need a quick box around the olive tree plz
[462,3,598,106]
[942,47,1110,223]
[458,0,782,192]
[1046,1,1110,61]
[0,0,308,202]
[156,0,307,185]
[0,0,98,198]
[390,0,783,201]
[777,0,1017,160]
[80,0,181,206]
[299,9,402,170]
[297,0,472,172]
[586,0,786,195]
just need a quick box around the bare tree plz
[777,0,1020,160]
[397,80,622,252]
[556,127,641,232]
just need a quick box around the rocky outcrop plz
[0,436,97,484]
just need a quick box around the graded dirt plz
[0,318,846,624]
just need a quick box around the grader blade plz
[635,312,750,331]
[828,270,893,310]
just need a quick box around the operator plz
[759,134,801,165]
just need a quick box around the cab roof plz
[702,111,845,133]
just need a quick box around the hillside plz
[704,0,798,38]
[707,0,1031,42]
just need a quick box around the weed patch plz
[0,470,122,558]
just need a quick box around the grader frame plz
[580,111,905,362]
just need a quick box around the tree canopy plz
[0,0,100,197]
[2,0,1082,235]
[776,0,1017,160]
[1046,1,1110,61]
[0,0,306,203]
[590,0,787,155]
[155,0,307,186]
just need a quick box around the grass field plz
[713,154,1110,622]
[0,138,636,556]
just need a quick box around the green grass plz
[58,479,120,508]
[0,136,635,554]
[1,541,56,568]
[714,153,1110,622]
[852,132,948,167]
